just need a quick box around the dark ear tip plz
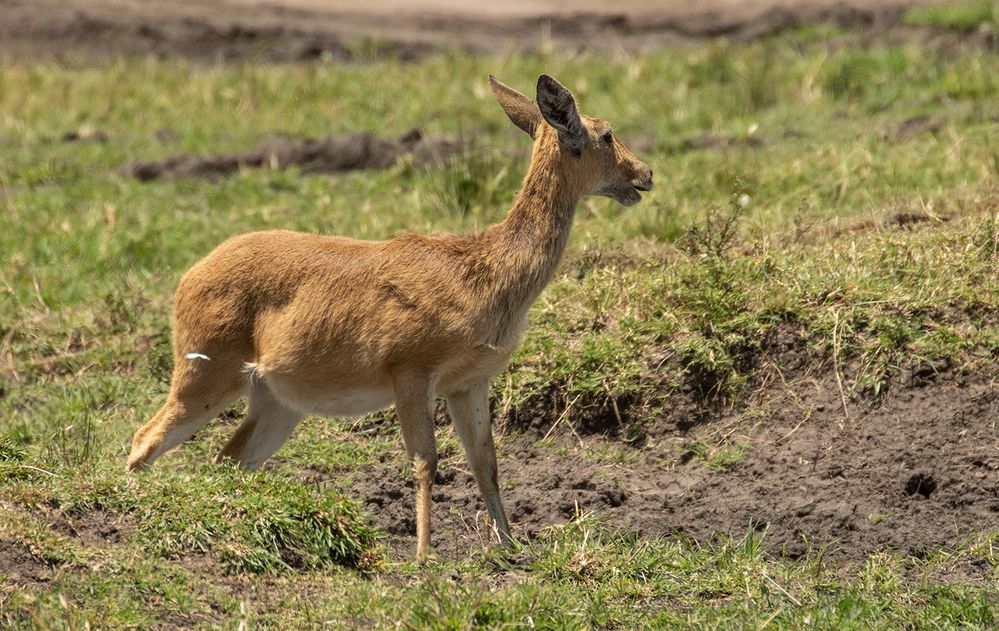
[488,74,497,83]
[536,75,569,102]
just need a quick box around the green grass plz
[689,439,748,472]
[904,0,997,32]
[3,516,996,628]
[2,27,999,628]
[1,462,378,575]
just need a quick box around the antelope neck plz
[483,138,585,314]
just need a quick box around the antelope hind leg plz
[127,361,245,471]
[216,380,304,470]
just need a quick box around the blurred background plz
[0,0,958,61]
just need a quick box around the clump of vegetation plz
[136,465,380,573]
[689,439,748,472]
[0,434,27,463]
[0,434,31,481]
[2,462,380,576]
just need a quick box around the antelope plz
[126,74,653,558]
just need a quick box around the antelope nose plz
[633,169,653,192]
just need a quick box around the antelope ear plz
[488,75,542,139]
[536,75,586,155]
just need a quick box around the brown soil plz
[0,0,941,62]
[126,129,460,181]
[45,507,135,548]
[893,114,944,142]
[679,133,771,152]
[312,343,999,567]
[0,539,55,587]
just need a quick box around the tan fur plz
[126,74,652,558]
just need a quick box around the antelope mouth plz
[617,186,643,207]
[600,181,649,206]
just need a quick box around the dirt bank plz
[293,344,997,572]
[126,129,459,181]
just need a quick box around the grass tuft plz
[135,465,381,573]
[1,463,381,575]
[0,434,27,462]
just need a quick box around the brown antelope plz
[126,74,653,558]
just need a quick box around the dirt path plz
[0,0,941,61]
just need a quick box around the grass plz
[2,516,996,628]
[514,194,999,407]
[1,462,378,575]
[2,20,999,628]
[689,439,748,472]
[904,0,997,32]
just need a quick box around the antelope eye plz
[602,130,614,144]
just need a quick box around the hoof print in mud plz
[511,499,536,520]
[602,489,627,508]
[903,473,937,499]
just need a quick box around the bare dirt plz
[893,114,945,142]
[0,0,942,62]
[44,507,135,549]
[126,129,460,181]
[316,340,998,570]
[0,539,54,587]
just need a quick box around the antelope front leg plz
[393,375,437,559]
[446,382,512,546]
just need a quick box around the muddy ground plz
[0,0,943,62]
[126,129,460,181]
[296,343,998,571]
